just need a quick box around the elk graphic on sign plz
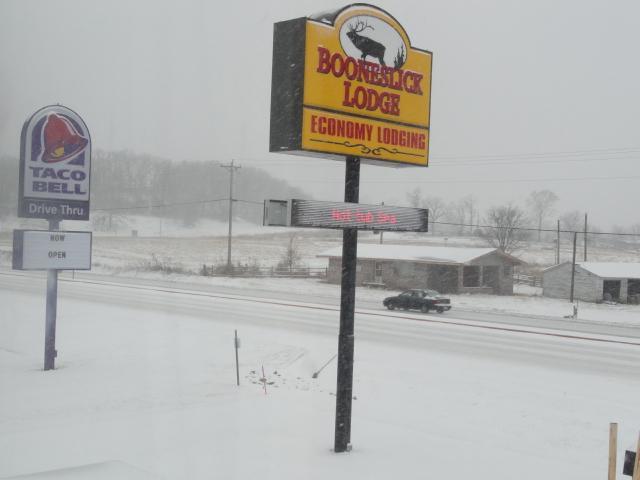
[346,19,387,65]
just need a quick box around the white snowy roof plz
[578,262,640,279]
[318,244,523,265]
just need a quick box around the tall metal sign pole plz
[15,105,92,371]
[44,219,60,370]
[269,3,432,452]
[264,196,428,450]
[335,155,360,451]
[570,231,577,303]
[557,219,561,264]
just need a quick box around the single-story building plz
[318,244,525,295]
[542,262,640,303]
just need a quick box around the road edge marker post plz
[235,330,240,386]
[632,432,640,480]
[609,423,618,480]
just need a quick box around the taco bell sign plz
[19,105,91,221]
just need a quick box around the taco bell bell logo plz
[39,113,89,164]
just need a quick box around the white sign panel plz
[13,230,92,270]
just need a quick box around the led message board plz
[264,199,428,232]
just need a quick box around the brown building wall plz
[327,257,377,286]
[468,253,516,295]
[325,254,517,295]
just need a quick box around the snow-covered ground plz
[2,214,639,273]
[1,276,640,479]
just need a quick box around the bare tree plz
[527,190,558,241]
[461,195,475,235]
[278,233,302,272]
[480,204,529,253]
[421,195,446,234]
[447,200,467,235]
[560,210,582,241]
[406,187,422,208]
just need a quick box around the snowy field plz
[1,215,639,275]
[1,275,640,479]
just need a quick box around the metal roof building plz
[542,262,640,303]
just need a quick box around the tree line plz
[0,151,307,226]
[405,188,640,253]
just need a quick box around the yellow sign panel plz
[302,108,429,165]
[270,4,433,167]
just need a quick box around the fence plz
[513,273,542,287]
[200,264,327,279]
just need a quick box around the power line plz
[92,198,228,212]
[430,220,640,237]
[427,155,640,168]
[270,174,640,184]
[432,146,640,161]
[233,156,640,168]
[370,175,640,184]
[237,146,640,167]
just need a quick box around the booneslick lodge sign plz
[270,4,432,166]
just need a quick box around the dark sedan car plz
[383,289,452,313]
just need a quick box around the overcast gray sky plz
[1,0,639,229]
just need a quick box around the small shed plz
[318,244,524,295]
[543,262,640,303]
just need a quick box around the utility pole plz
[379,201,384,244]
[570,231,577,303]
[584,213,588,262]
[220,160,241,269]
[556,219,560,264]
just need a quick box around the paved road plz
[2,269,638,340]
[2,269,640,376]
[5,270,640,339]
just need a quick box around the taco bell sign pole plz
[17,105,92,371]
[270,3,432,453]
